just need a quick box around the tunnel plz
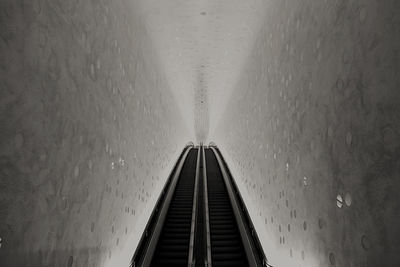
[1,0,400,266]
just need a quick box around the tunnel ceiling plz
[137,0,268,141]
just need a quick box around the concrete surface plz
[0,0,189,266]
[213,1,400,266]
[1,0,400,266]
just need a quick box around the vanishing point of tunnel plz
[1,0,400,266]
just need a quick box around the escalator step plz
[211,259,248,267]
[159,239,188,246]
[152,258,187,266]
[213,252,245,261]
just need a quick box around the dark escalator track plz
[131,145,267,267]
[150,148,198,267]
[205,148,249,267]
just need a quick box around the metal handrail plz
[202,145,212,267]
[188,147,201,266]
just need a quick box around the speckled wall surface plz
[0,0,189,266]
[213,1,400,266]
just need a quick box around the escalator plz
[205,148,249,267]
[151,148,198,266]
[130,145,268,267]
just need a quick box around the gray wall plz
[214,0,400,266]
[1,0,400,267]
[0,0,189,266]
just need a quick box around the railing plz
[188,148,201,266]
[202,145,212,267]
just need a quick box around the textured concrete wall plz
[213,1,400,266]
[0,0,189,266]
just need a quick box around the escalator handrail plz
[188,147,201,266]
[202,145,212,267]
[130,145,193,267]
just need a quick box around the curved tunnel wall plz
[1,0,400,267]
[213,1,400,266]
[0,0,189,266]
